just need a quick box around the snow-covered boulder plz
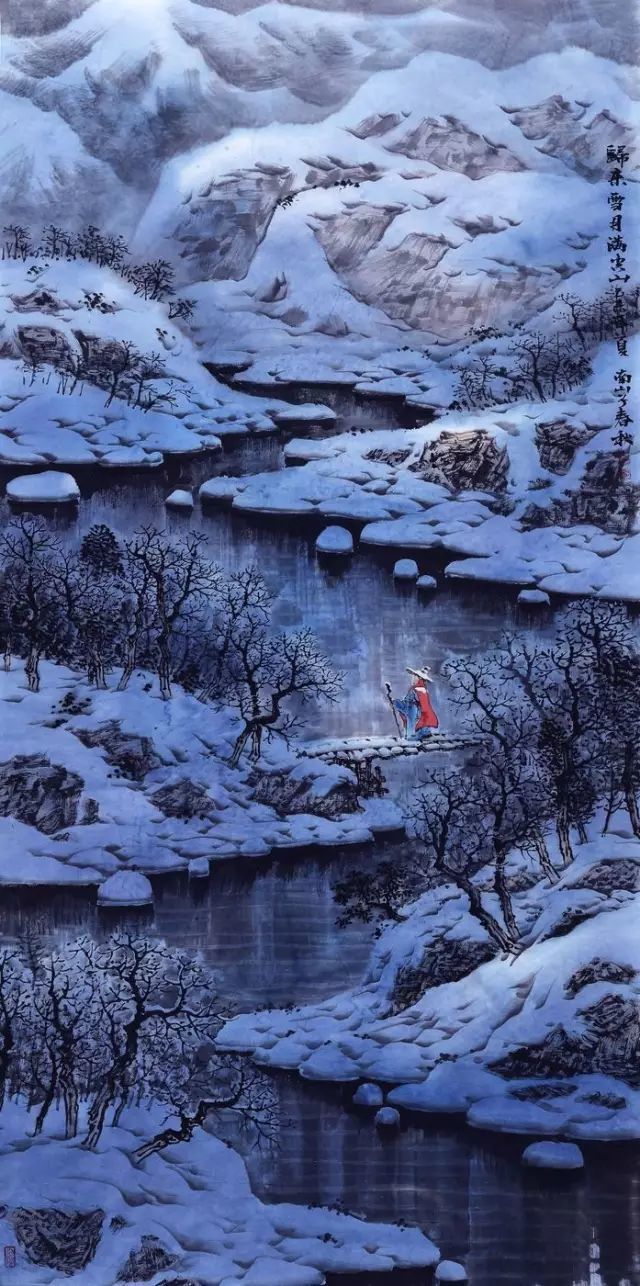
[273,404,336,425]
[518,588,551,607]
[165,488,194,510]
[393,558,419,581]
[97,871,153,907]
[7,471,80,504]
[417,574,438,592]
[200,476,243,505]
[522,1142,584,1170]
[436,1261,468,1281]
[316,525,354,555]
[99,448,163,469]
[353,1082,384,1108]
[375,1106,400,1128]
[188,857,210,878]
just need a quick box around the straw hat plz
[406,666,433,682]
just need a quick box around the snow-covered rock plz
[97,871,154,907]
[436,1261,469,1282]
[393,559,419,581]
[353,1083,384,1108]
[417,574,438,592]
[375,1106,401,1128]
[521,1142,585,1170]
[165,488,194,510]
[188,857,210,878]
[518,588,551,606]
[7,471,80,504]
[316,525,354,555]
[273,404,337,425]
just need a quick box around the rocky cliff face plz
[0,754,83,834]
[0,0,636,367]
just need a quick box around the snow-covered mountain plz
[1,0,637,374]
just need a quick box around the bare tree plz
[0,517,66,691]
[124,529,220,699]
[224,611,343,766]
[411,770,517,952]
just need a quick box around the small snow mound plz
[522,1142,584,1170]
[273,404,337,424]
[393,558,419,581]
[316,525,354,555]
[165,488,194,509]
[417,574,438,592]
[375,1106,400,1128]
[188,857,210,878]
[98,871,153,906]
[518,588,551,607]
[99,448,163,469]
[200,476,242,504]
[436,1261,468,1282]
[7,471,80,504]
[353,1082,384,1108]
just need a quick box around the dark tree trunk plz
[445,866,515,954]
[117,640,137,691]
[494,852,518,942]
[89,649,107,690]
[557,804,574,866]
[156,636,172,700]
[25,646,40,693]
[531,827,558,883]
[623,744,640,838]
[230,724,254,768]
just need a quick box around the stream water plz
[1,386,638,1285]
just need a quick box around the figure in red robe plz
[394,666,438,740]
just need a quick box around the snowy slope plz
[219,828,640,1142]
[0,659,396,887]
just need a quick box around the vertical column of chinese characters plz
[607,145,633,456]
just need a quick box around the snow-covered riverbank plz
[219,828,640,1143]
[0,660,403,890]
[0,1101,439,1283]
[199,344,640,602]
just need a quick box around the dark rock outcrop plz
[151,779,217,820]
[503,95,634,178]
[12,1208,103,1274]
[0,754,82,833]
[565,957,636,999]
[12,288,62,315]
[365,446,411,468]
[118,1236,175,1282]
[492,993,640,1086]
[535,418,597,474]
[74,721,160,781]
[410,428,509,493]
[571,859,639,895]
[522,451,639,536]
[252,767,359,819]
[386,115,526,179]
[391,937,495,1013]
[16,325,72,368]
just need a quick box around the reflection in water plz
[2,865,639,1286]
[240,1076,640,1286]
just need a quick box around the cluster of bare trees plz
[453,327,593,411]
[3,222,195,319]
[337,601,640,953]
[452,286,638,411]
[0,932,276,1157]
[0,519,342,764]
[32,336,181,415]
